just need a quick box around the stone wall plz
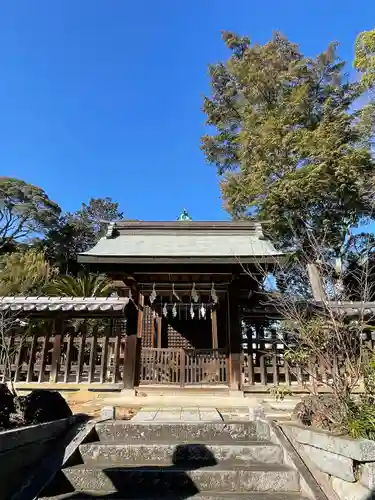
[282,422,375,500]
[0,416,76,499]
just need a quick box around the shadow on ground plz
[40,443,218,499]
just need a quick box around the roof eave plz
[78,254,284,265]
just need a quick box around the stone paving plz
[131,406,223,422]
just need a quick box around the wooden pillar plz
[228,280,242,391]
[211,309,218,349]
[123,291,143,390]
[134,293,144,386]
[112,319,122,383]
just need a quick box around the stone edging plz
[281,422,375,500]
[267,419,329,500]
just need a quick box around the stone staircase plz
[40,419,313,499]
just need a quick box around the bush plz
[15,390,72,425]
[293,393,375,439]
[0,384,15,429]
[292,394,344,431]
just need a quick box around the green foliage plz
[41,197,124,272]
[0,249,57,295]
[268,385,292,401]
[45,272,113,297]
[354,29,375,89]
[202,32,375,255]
[0,177,61,250]
[345,398,375,440]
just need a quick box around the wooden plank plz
[136,293,144,339]
[64,330,75,383]
[156,315,162,348]
[13,336,24,383]
[211,309,218,349]
[76,327,87,383]
[50,320,63,383]
[150,310,155,348]
[272,344,279,385]
[180,349,185,387]
[88,329,98,383]
[100,331,109,384]
[248,350,255,386]
[38,331,50,383]
[112,323,122,383]
[260,354,267,386]
[26,333,38,383]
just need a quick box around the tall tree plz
[42,197,124,272]
[0,178,61,250]
[355,28,375,90]
[0,249,57,295]
[202,32,375,257]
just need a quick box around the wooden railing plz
[241,340,364,391]
[140,348,228,386]
[0,330,127,384]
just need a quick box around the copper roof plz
[79,220,282,264]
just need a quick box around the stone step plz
[62,464,300,493]
[95,421,270,443]
[40,492,311,500]
[79,441,283,466]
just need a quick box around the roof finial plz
[177,209,192,221]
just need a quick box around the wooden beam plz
[211,309,218,349]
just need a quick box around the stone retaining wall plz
[282,422,375,500]
[0,416,76,499]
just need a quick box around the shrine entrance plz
[136,289,229,387]
[139,348,228,386]
[78,219,283,392]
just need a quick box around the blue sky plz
[0,1,374,221]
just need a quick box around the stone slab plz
[63,464,300,493]
[39,494,317,500]
[283,423,375,461]
[0,416,74,452]
[302,444,355,482]
[154,412,182,421]
[180,412,200,421]
[79,441,283,466]
[331,476,370,500]
[100,406,115,420]
[199,411,222,422]
[131,411,158,421]
[360,461,375,489]
[95,421,271,442]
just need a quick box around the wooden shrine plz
[78,219,282,392]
